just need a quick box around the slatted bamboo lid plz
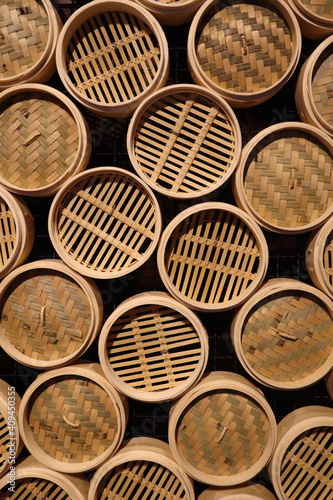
[0,379,22,479]
[198,482,278,500]
[18,362,128,473]
[127,84,242,199]
[48,167,162,280]
[169,371,277,486]
[268,405,333,500]
[233,122,333,234]
[296,35,333,138]
[231,278,333,390]
[88,437,195,500]
[56,0,169,118]
[0,259,103,370]
[0,187,34,281]
[187,0,301,108]
[99,291,209,402]
[0,83,91,197]
[157,202,268,312]
[0,455,89,499]
[133,0,206,26]
[0,0,62,89]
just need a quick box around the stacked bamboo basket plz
[0,0,333,499]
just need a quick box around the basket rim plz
[293,0,333,25]
[127,83,242,199]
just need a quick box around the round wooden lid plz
[311,41,333,132]
[294,0,333,22]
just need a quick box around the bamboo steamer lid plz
[231,278,333,390]
[187,0,301,108]
[286,0,333,40]
[0,83,92,197]
[232,122,333,234]
[18,361,128,474]
[0,0,62,89]
[0,379,22,479]
[306,216,333,300]
[0,455,89,499]
[88,437,195,500]
[127,84,242,199]
[133,0,206,25]
[99,291,209,402]
[0,259,103,370]
[198,482,278,500]
[48,167,162,280]
[56,0,169,118]
[157,202,268,313]
[0,187,34,281]
[267,405,333,500]
[296,35,333,138]
[169,371,277,486]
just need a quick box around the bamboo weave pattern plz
[1,478,70,499]
[0,197,16,268]
[196,0,293,93]
[241,292,333,383]
[297,0,333,19]
[0,413,9,472]
[0,94,80,190]
[312,48,333,129]
[176,390,270,476]
[0,271,92,361]
[28,376,119,463]
[280,426,333,499]
[66,12,161,104]
[0,0,50,80]
[324,230,333,290]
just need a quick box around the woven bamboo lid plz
[306,216,333,301]
[187,0,301,108]
[0,259,103,370]
[231,278,333,390]
[286,0,333,39]
[99,291,209,402]
[127,84,242,199]
[268,405,333,500]
[198,482,278,500]
[88,437,195,500]
[157,202,268,312]
[133,0,206,25]
[293,0,333,24]
[0,187,34,281]
[0,379,22,479]
[0,0,62,89]
[48,167,162,280]
[56,0,169,118]
[169,371,277,486]
[296,35,333,138]
[0,83,92,197]
[233,122,333,234]
[18,362,128,473]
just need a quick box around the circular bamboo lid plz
[88,437,195,500]
[157,202,268,312]
[0,259,103,369]
[18,362,128,473]
[48,167,162,279]
[233,122,333,234]
[169,371,277,486]
[56,0,169,118]
[268,405,333,500]
[286,0,333,39]
[231,278,333,390]
[127,84,242,199]
[0,379,22,478]
[306,216,333,300]
[0,0,62,89]
[293,0,333,24]
[187,0,301,108]
[198,482,278,500]
[99,291,209,402]
[0,83,92,197]
[133,0,206,25]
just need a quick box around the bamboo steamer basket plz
[0,455,89,499]
[0,83,92,197]
[268,405,333,500]
[98,291,209,402]
[127,84,242,199]
[231,278,333,390]
[0,379,22,479]
[56,0,169,118]
[187,0,301,108]
[18,361,128,474]
[88,437,195,500]
[0,187,34,281]
[48,167,162,280]
[296,35,333,138]
[169,371,277,486]
[0,0,62,89]
[198,482,278,500]
[133,0,206,25]
[286,0,333,40]
[306,216,333,300]
[232,121,333,234]
[0,259,103,370]
[157,202,268,313]
[326,369,333,400]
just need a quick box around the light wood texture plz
[133,0,206,25]
[198,482,278,500]
[306,217,333,300]
[286,0,333,39]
